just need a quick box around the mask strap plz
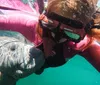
[84,20,94,33]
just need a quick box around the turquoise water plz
[17,55,100,85]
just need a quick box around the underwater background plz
[17,0,100,85]
[17,55,100,85]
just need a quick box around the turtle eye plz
[10,45,16,51]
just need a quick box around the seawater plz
[17,55,100,85]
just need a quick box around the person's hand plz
[39,14,48,23]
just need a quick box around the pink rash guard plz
[63,34,100,72]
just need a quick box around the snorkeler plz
[36,0,100,72]
[42,0,100,72]
[37,0,97,60]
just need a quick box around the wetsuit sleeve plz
[80,41,100,72]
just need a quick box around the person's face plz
[39,12,86,43]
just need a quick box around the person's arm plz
[80,40,100,72]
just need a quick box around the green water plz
[17,55,100,85]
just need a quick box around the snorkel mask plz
[39,0,98,43]
[39,12,86,43]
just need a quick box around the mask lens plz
[64,30,80,40]
[40,19,59,31]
